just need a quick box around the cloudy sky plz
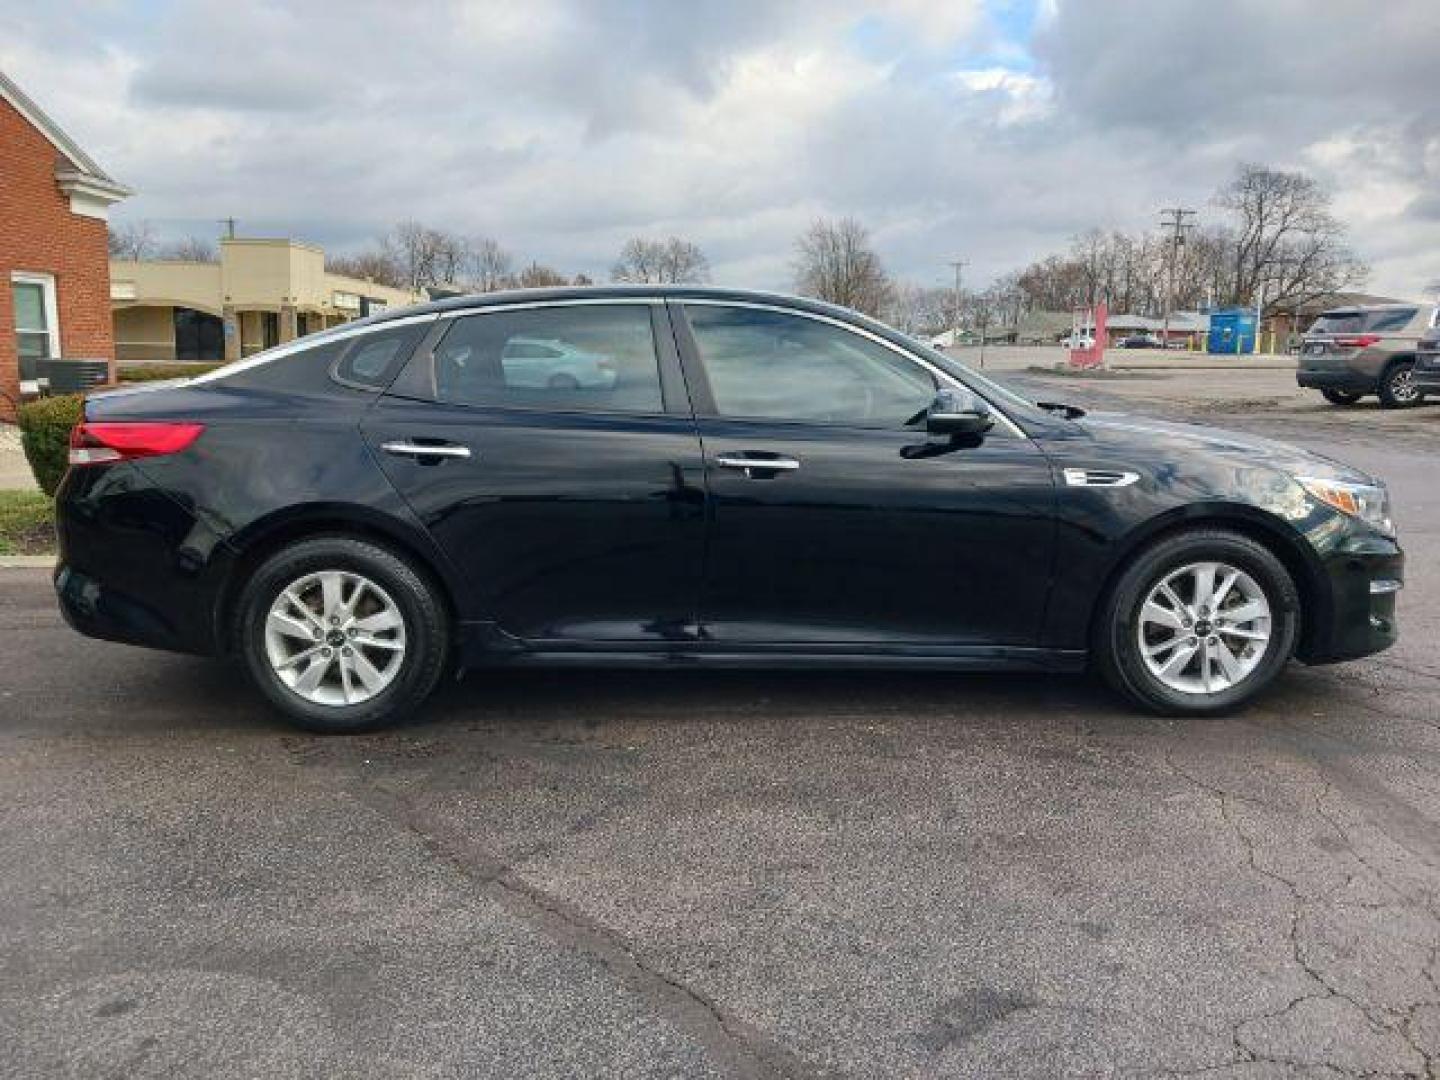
[5,0,1437,297]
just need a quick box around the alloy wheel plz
[1136,561,1272,696]
[263,570,407,706]
[1390,367,1419,403]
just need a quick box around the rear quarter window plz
[1363,308,1418,333]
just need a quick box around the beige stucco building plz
[111,238,422,363]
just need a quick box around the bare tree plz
[108,221,156,260]
[466,236,513,292]
[158,236,219,262]
[516,262,570,288]
[883,282,953,336]
[327,249,405,288]
[793,217,891,316]
[1214,163,1367,314]
[612,236,710,284]
[383,220,471,290]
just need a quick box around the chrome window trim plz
[188,312,441,386]
[677,297,1026,438]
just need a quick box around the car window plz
[684,305,936,427]
[434,305,664,413]
[1363,308,1418,333]
[1309,312,1363,335]
[334,325,424,388]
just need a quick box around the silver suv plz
[1297,303,1438,408]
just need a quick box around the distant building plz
[111,239,425,363]
[0,69,131,414]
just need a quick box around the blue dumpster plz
[1207,308,1256,354]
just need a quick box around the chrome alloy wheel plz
[1136,561,1272,696]
[1391,366,1420,403]
[264,570,407,707]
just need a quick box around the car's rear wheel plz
[1096,529,1299,715]
[1320,388,1363,406]
[1377,361,1421,409]
[236,536,448,733]
[547,373,580,390]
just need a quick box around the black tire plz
[1094,528,1300,716]
[547,373,580,390]
[1377,360,1421,409]
[1320,388,1362,406]
[236,536,449,733]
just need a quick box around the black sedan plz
[54,287,1402,732]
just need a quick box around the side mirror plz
[926,387,994,437]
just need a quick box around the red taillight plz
[68,422,205,466]
[1334,334,1381,348]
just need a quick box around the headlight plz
[1295,476,1394,536]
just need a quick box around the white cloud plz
[0,0,1433,298]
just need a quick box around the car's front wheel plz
[236,536,449,733]
[1096,529,1299,715]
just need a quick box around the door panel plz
[697,419,1055,645]
[675,302,1056,647]
[364,302,706,643]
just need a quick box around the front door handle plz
[714,453,801,477]
[380,440,472,461]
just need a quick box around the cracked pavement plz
[2,365,1438,1078]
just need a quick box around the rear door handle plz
[714,453,801,477]
[380,440,472,461]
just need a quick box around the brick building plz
[0,70,130,418]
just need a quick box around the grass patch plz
[118,362,223,383]
[0,490,55,556]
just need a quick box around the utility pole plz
[1158,207,1196,348]
[948,259,967,352]
[219,217,237,240]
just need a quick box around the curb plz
[0,556,55,569]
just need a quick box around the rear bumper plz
[1296,369,1374,393]
[53,463,229,656]
[1298,543,1403,665]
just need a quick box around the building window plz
[12,272,60,381]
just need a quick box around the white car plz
[1062,334,1096,350]
[500,337,618,390]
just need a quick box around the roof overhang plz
[55,167,133,220]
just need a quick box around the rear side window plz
[333,325,426,389]
[434,305,664,414]
[213,320,426,395]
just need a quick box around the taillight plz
[68,422,205,466]
[1334,334,1381,348]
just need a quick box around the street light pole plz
[948,259,966,353]
[1159,207,1196,347]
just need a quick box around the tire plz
[236,536,449,733]
[1095,528,1300,716]
[1377,360,1421,409]
[547,373,580,390]
[1320,388,1362,406]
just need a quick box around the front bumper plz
[1299,542,1403,665]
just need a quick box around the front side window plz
[435,305,664,413]
[684,305,935,427]
[12,273,59,381]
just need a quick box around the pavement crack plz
[350,781,827,1080]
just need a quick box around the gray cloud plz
[1,0,1435,297]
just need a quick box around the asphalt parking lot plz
[3,359,1439,1078]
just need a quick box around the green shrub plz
[17,394,84,497]
[118,362,223,383]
